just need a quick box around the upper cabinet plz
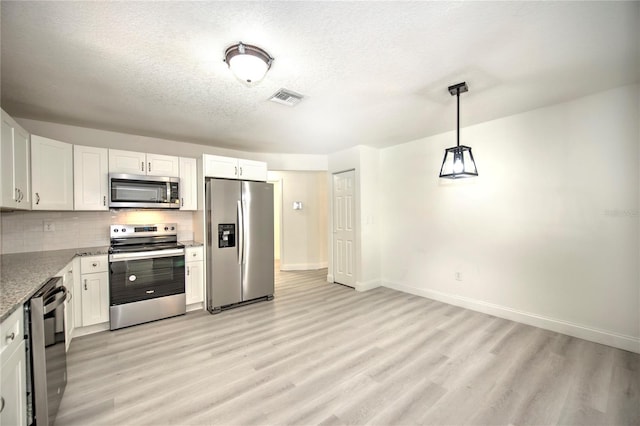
[1,109,31,210]
[179,157,197,211]
[109,149,179,177]
[204,154,267,182]
[31,135,73,211]
[74,145,109,211]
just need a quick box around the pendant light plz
[439,82,478,179]
[224,42,274,84]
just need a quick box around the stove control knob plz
[171,226,175,231]
[113,229,118,233]
[164,227,169,231]
[121,228,126,233]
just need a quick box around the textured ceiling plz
[1,1,638,155]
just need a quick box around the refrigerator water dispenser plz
[218,224,236,248]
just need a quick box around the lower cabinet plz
[79,255,110,327]
[56,259,76,352]
[81,271,109,326]
[0,308,27,426]
[185,246,204,306]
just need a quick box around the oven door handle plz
[109,248,185,262]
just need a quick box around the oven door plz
[109,249,185,306]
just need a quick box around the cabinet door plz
[74,145,108,210]
[179,157,197,210]
[147,153,179,177]
[13,126,31,209]
[1,109,30,210]
[31,135,73,210]
[109,149,146,175]
[238,159,267,182]
[81,272,110,326]
[203,155,238,179]
[186,261,204,305]
[0,341,27,426]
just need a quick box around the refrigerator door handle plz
[237,200,244,265]
[242,199,248,265]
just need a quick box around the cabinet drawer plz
[0,307,24,359]
[186,246,204,262]
[80,255,108,274]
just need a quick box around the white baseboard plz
[186,302,204,312]
[72,322,110,338]
[355,279,381,292]
[383,280,640,354]
[280,262,328,271]
[326,274,334,283]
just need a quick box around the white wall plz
[380,85,640,352]
[15,118,328,171]
[268,171,329,270]
[1,209,194,254]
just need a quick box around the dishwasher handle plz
[43,286,68,315]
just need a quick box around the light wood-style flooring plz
[56,268,640,425]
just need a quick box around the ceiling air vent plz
[269,89,304,107]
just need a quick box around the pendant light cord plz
[456,88,460,148]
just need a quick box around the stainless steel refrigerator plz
[205,178,274,313]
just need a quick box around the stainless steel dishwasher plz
[25,276,68,426]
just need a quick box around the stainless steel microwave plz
[109,173,180,209]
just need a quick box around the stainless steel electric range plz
[108,223,185,330]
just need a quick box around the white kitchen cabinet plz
[74,145,109,210]
[109,149,179,177]
[108,149,147,175]
[185,246,204,306]
[146,153,180,177]
[56,260,76,351]
[203,154,267,181]
[1,108,31,210]
[0,308,27,426]
[80,255,109,327]
[179,157,197,211]
[31,135,73,210]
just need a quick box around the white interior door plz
[333,170,355,287]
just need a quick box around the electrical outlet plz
[455,271,462,281]
[43,221,55,232]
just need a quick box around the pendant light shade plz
[224,42,273,84]
[439,82,478,179]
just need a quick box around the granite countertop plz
[180,240,204,248]
[0,246,109,322]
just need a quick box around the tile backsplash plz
[1,210,196,254]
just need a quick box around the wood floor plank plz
[55,267,640,426]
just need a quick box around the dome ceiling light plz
[439,82,479,179]
[224,41,274,84]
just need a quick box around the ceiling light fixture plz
[224,41,273,84]
[439,82,478,179]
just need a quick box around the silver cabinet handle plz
[84,279,88,290]
[36,192,40,205]
[68,291,73,302]
[5,332,15,342]
[141,161,144,172]
[15,188,19,202]
[103,195,106,206]
[240,167,243,176]
[235,166,238,176]
[0,396,4,413]
[181,198,184,207]
[187,266,190,276]
[148,162,151,173]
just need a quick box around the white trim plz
[72,322,110,338]
[326,274,334,283]
[382,281,640,354]
[355,280,381,292]
[186,303,204,313]
[280,262,328,271]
